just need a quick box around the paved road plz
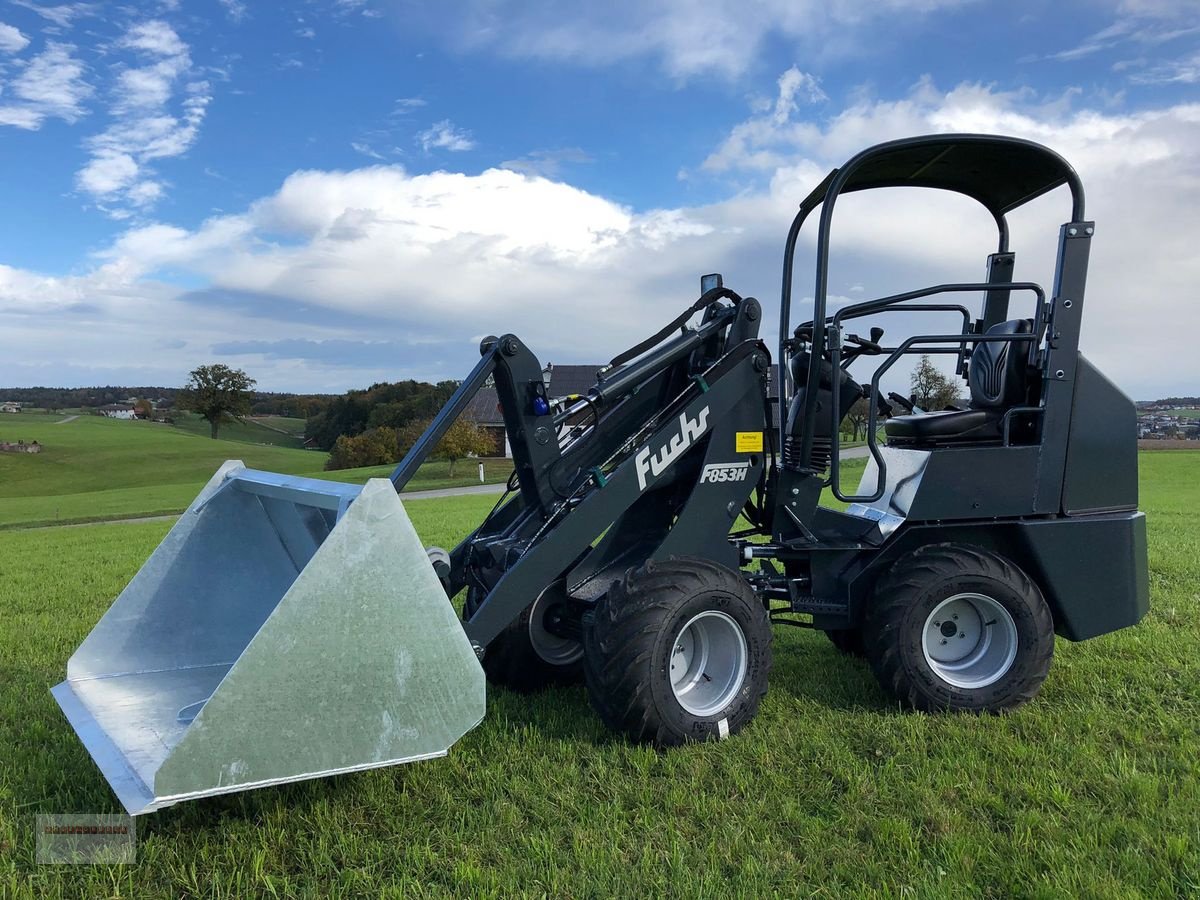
[54,415,80,424]
[401,482,508,501]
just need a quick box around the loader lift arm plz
[389,334,563,515]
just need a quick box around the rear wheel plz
[470,581,583,693]
[583,557,771,747]
[863,544,1054,712]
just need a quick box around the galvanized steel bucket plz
[52,461,485,815]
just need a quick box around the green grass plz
[0,454,1197,896]
[167,412,308,449]
[0,416,512,529]
[0,415,320,499]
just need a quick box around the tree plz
[395,418,429,455]
[133,398,153,420]
[436,417,492,475]
[394,416,492,475]
[179,364,257,439]
[325,427,401,471]
[910,355,962,412]
[842,397,870,442]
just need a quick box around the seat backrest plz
[969,318,1032,409]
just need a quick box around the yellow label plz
[735,431,763,453]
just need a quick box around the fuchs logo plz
[636,407,710,491]
[700,461,750,483]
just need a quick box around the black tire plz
[823,628,865,657]
[583,556,771,747]
[468,581,583,693]
[863,543,1054,713]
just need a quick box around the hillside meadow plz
[0,415,510,529]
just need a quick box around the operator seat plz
[885,319,1035,446]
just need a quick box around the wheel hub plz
[669,611,748,717]
[527,587,583,666]
[921,592,1018,689]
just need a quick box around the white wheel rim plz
[527,587,583,666]
[669,611,748,717]
[921,592,1018,689]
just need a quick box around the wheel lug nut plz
[933,621,940,626]
[940,639,947,645]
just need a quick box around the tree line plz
[306,379,492,472]
[179,364,491,472]
[0,384,333,418]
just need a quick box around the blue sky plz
[1,0,1198,397]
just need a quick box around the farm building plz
[1,401,22,413]
[97,404,137,420]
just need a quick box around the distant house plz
[1,401,21,413]
[463,363,604,457]
[97,404,137,420]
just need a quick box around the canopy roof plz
[801,134,1085,221]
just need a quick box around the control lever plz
[888,392,915,414]
[847,330,884,354]
[867,385,893,418]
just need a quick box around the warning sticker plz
[735,431,763,453]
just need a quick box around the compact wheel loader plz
[54,134,1149,815]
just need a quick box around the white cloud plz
[0,41,91,129]
[75,21,210,215]
[701,67,826,173]
[417,119,475,152]
[1044,0,1199,85]
[413,0,976,80]
[77,150,139,195]
[350,141,385,159]
[0,22,29,53]
[9,1,95,29]
[218,0,247,23]
[392,97,426,114]
[2,79,1199,399]
[500,147,593,178]
[120,19,187,57]
[1128,50,1200,84]
[0,106,41,127]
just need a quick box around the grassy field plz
[167,412,308,449]
[0,416,512,529]
[0,453,1196,896]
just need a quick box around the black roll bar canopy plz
[778,133,1087,465]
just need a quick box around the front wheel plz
[583,557,772,747]
[863,544,1054,712]
[469,581,583,693]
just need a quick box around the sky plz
[0,0,1198,399]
